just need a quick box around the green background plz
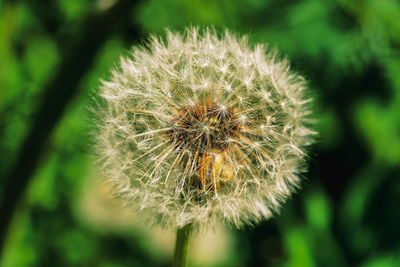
[1,0,400,266]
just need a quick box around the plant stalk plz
[173,223,193,267]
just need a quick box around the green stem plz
[173,224,193,267]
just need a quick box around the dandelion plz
[94,27,315,266]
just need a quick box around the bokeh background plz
[1,0,400,266]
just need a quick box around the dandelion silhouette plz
[95,28,315,260]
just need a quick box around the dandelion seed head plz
[95,27,315,230]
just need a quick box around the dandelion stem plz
[173,223,193,267]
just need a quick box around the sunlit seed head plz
[94,27,316,230]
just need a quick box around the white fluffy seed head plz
[94,27,316,231]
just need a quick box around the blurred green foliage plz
[1,0,400,266]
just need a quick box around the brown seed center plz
[168,102,240,154]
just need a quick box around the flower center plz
[168,102,240,154]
